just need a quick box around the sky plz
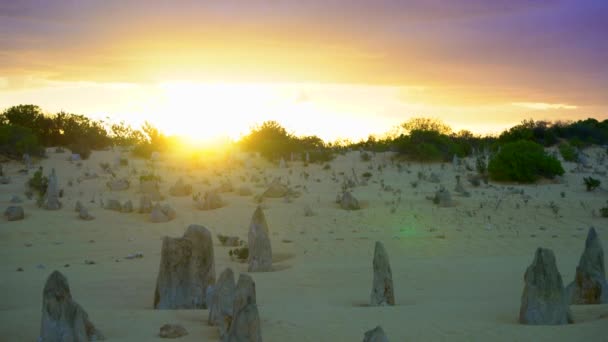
[0,0,607,142]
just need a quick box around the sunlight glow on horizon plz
[0,79,603,145]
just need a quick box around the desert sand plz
[1,147,607,341]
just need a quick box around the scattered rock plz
[208,268,236,338]
[39,270,104,341]
[303,204,314,217]
[262,178,289,198]
[154,225,216,309]
[140,180,163,200]
[519,247,572,325]
[107,178,130,191]
[159,324,188,339]
[4,206,24,221]
[139,195,153,214]
[218,234,242,247]
[44,168,62,210]
[339,191,360,210]
[195,191,224,210]
[150,204,176,223]
[433,186,454,207]
[78,207,95,221]
[74,200,84,212]
[363,325,389,342]
[104,199,122,211]
[566,227,608,304]
[169,178,192,197]
[248,206,272,272]
[223,274,261,342]
[125,252,144,260]
[370,241,395,306]
[121,199,134,213]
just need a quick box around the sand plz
[1,147,607,341]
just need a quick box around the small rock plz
[363,325,389,342]
[159,324,188,339]
[4,206,25,221]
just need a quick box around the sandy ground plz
[1,147,608,341]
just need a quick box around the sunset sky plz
[1,0,606,142]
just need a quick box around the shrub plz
[27,167,48,198]
[228,246,249,261]
[558,143,577,162]
[360,151,371,162]
[584,177,601,191]
[362,171,372,179]
[475,155,487,175]
[140,174,161,183]
[0,124,44,158]
[488,140,564,183]
[68,142,92,160]
[307,150,334,163]
[601,205,608,218]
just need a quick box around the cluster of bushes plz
[0,124,44,158]
[558,143,578,162]
[238,120,334,162]
[0,105,169,160]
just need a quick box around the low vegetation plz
[584,177,601,191]
[488,140,564,183]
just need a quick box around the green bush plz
[488,140,564,183]
[360,151,371,162]
[68,141,92,160]
[558,143,577,162]
[27,167,48,198]
[307,150,334,163]
[584,177,601,191]
[140,174,161,183]
[0,124,44,158]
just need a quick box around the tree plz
[399,117,453,135]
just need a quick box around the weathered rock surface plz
[223,274,261,342]
[159,324,188,339]
[566,227,608,304]
[433,186,454,207]
[106,178,129,191]
[104,199,122,211]
[218,234,242,247]
[45,169,62,210]
[195,191,224,210]
[154,225,215,309]
[262,179,288,198]
[150,204,176,223]
[208,268,236,338]
[339,191,360,210]
[139,195,153,213]
[4,206,24,221]
[39,270,104,341]
[363,326,389,342]
[78,207,94,221]
[121,200,133,213]
[370,241,395,306]
[169,178,192,197]
[140,180,163,200]
[248,206,272,272]
[519,247,572,325]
